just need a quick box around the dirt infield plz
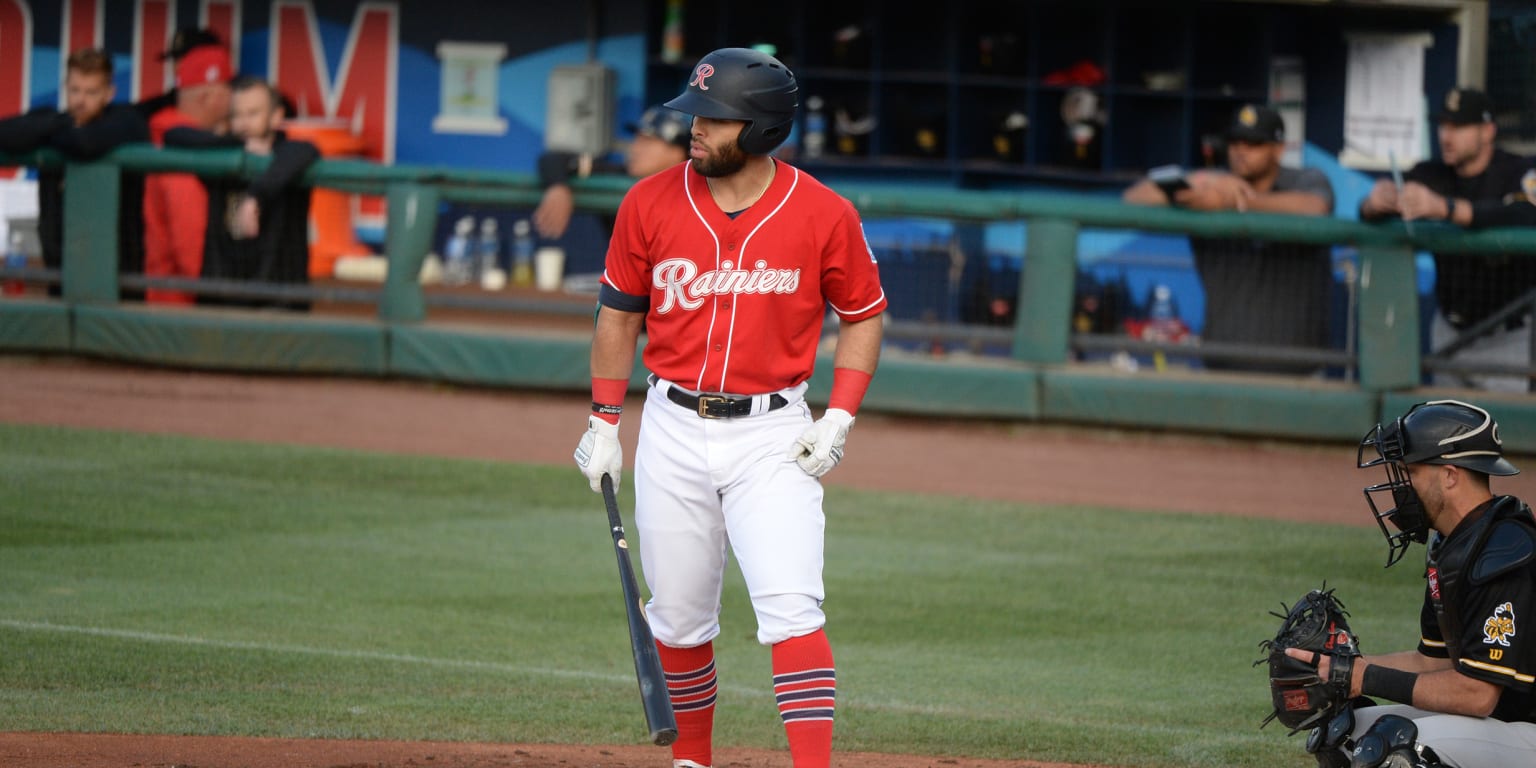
[0,733,1115,768]
[5,353,1534,768]
[3,354,1482,524]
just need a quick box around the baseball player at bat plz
[573,47,886,768]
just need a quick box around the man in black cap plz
[1360,87,1536,393]
[1123,103,1336,374]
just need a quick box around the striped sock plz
[657,640,717,768]
[771,629,835,768]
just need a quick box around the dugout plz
[2,0,1534,447]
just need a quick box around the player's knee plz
[1305,705,1356,768]
[1348,714,1446,768]
[752,593,825,646]
[1402,714,1496,768]
[646,601,721,648]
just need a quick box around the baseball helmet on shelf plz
[664,47,798,155]
[1357,399,1520,566]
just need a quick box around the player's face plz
[1225,140,1281,182]
[65,70,114,126]
[229,87,280,141]
[625,134,687,178]
[1437,122,1492,170]
[1405,463,1445,526]
[688,116,749,178]
[187,82,233,131]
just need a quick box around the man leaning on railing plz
[1359,87,1536,394]
[0,47,148,300]
[141,42,233,306]
[162,75,318,312]
[1122,103,1335,376]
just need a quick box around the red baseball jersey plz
[601,159,886,395]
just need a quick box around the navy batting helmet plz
[628,105,692,151]
[1357,399,1520,565]
[663,47,798,155]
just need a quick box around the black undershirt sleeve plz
[598,282,649,313]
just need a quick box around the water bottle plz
[1146,283,1180,371]
[1146,283,1184,342]
[661,0,685,64]
[803,96,826,160]
[477,217,504,290]
[3,231,26,296]
[443,215,475,286]
[511,219,535,287]
[1149,284,1175,324]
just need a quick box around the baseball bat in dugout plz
[600,473,678,746]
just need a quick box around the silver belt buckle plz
[697,395,728,418]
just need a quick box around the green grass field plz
[0,422,1428,767]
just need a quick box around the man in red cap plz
[142,43,232,304]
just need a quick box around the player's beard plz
[691,139,749,178]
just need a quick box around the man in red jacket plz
[142,44,232,305]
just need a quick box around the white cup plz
[534,246,565,292]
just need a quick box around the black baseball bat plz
[601,473,678,746]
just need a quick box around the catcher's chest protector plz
[1425,496,1536,663]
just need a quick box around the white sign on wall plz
[432,42,509,135]
[1339,32,1433,170]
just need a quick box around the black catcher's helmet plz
[1358,399,1520,566]
[664,47,798,155]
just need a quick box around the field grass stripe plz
[1,617,1285,751]
[0,618,716,687]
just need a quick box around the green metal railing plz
[7,143,1536,396]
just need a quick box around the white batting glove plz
[574,416,622,492]
[789,408,855,478]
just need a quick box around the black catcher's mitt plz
[1256,585,1362,734]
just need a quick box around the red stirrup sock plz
[657,640,717,768]
[771,629,835,768]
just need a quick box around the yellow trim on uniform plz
[1421,637,1447,649]
[1459,658,1536,683]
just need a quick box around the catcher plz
[1263,400,1536,767]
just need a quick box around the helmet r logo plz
[691,63,715,91]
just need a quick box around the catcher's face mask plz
[1358,420,1430,567]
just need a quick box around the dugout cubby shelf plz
[643,0,1468,190]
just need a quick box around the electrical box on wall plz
[546,64,616,155]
